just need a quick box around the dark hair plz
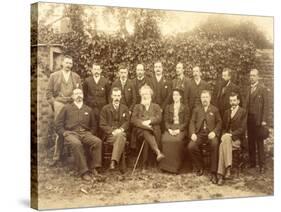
[222,67,232,77]
[111,87,122,95]
[201,89,211,97]
[118,63,128,70]
[229,92,240,100]
[172,88,184,97]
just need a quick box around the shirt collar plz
[74,101,83,109]
[156,75,162,82]
[194,78,201,85]
[251,81,259,88]
[93,75,100,82]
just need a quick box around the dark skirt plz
[159,131,186,173]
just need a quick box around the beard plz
[141,98,151,106]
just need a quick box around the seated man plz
[188,90,222,184]
[131,85,165,162]
[217,92,247,185]
[55,88,102,181]
[99,87,130,170]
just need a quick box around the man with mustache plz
[150,61,172,110]
[46,55,81,165]
[55,89,102,181]
[171,62,191,106]
[131,85,165,164]
[188,66,210,112]
[83,62,111,114]
[243,69,269,174]
[132,64,153,104]
[217,92,247,185]
[100,87,130,170]
[111,64,137,114]
[188,90,222,184]
[213,68,241,117]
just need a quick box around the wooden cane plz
[131,140,145,176]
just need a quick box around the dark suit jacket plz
[46,70,81,105]
[132,77,153,104]
[213,81,241,115]
[150,75,172,110]
[111,79,137,112]
[189,79,210,111]
[243,83,269,126]
[171,76,191,105]
[131,103,162,147]
[189,104,222,137]
[99,103,130,138]
[55,103,98,136]
[222,106,247,141]
[164,103,190,132]
[83,76,111,112]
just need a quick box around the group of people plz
[46,54,269,185]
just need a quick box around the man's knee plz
[209,137,219,149]
[188,141,198,151]
[221,134,232,144]
[66,136,82,148]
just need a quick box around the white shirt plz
[231,105,239,118]
[194,78,201,85]
[113,103,120,110]
[203,105,209,112]
[121,79,127,88]
[93,75,100,84]
[156,75,162,82]
[74,101,83,109]
[62,70,71,82]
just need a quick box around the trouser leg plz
[142,130,160,154]
[109,133,126,163]
[52,101,66,161]
[247,116,257,167]
[257,136,265,167]
[81,131,102,169]
[218,134,232,175]
[188,134,205,170]
[209,137,219,173]
[64,132,88,176]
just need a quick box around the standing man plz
[99,87,130,170]
[150,61,172,111]
[55,89,102,181]
[217,92,247,185]
[244,69,269,174]
[46,55,81,165]
[213,68,241,116]
[83,63,111,114]
[132,64,152,104]
[188,90,222,184]
[171,62,191,106]
[131,85,165,162]
[189,66,210,112]
[111,64,137,114]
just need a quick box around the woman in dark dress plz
[159,88,190,173]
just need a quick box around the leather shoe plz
[196,168,204,176]
[91,168,101,176]
[225,167,232,179]
[81,173,92,181]
[210,173,218,184]
[217,175,224,186]
[156,153,165,162]
[109,160,116,170]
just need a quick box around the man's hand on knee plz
[208,131,216,140]
[191,133,197,142]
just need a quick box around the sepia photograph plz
[31,1,274,210]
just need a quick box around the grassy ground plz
[36,130,274,210]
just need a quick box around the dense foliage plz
[32,5,272,89]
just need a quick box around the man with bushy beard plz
[55,89,102,181]
[213,68,241,117]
